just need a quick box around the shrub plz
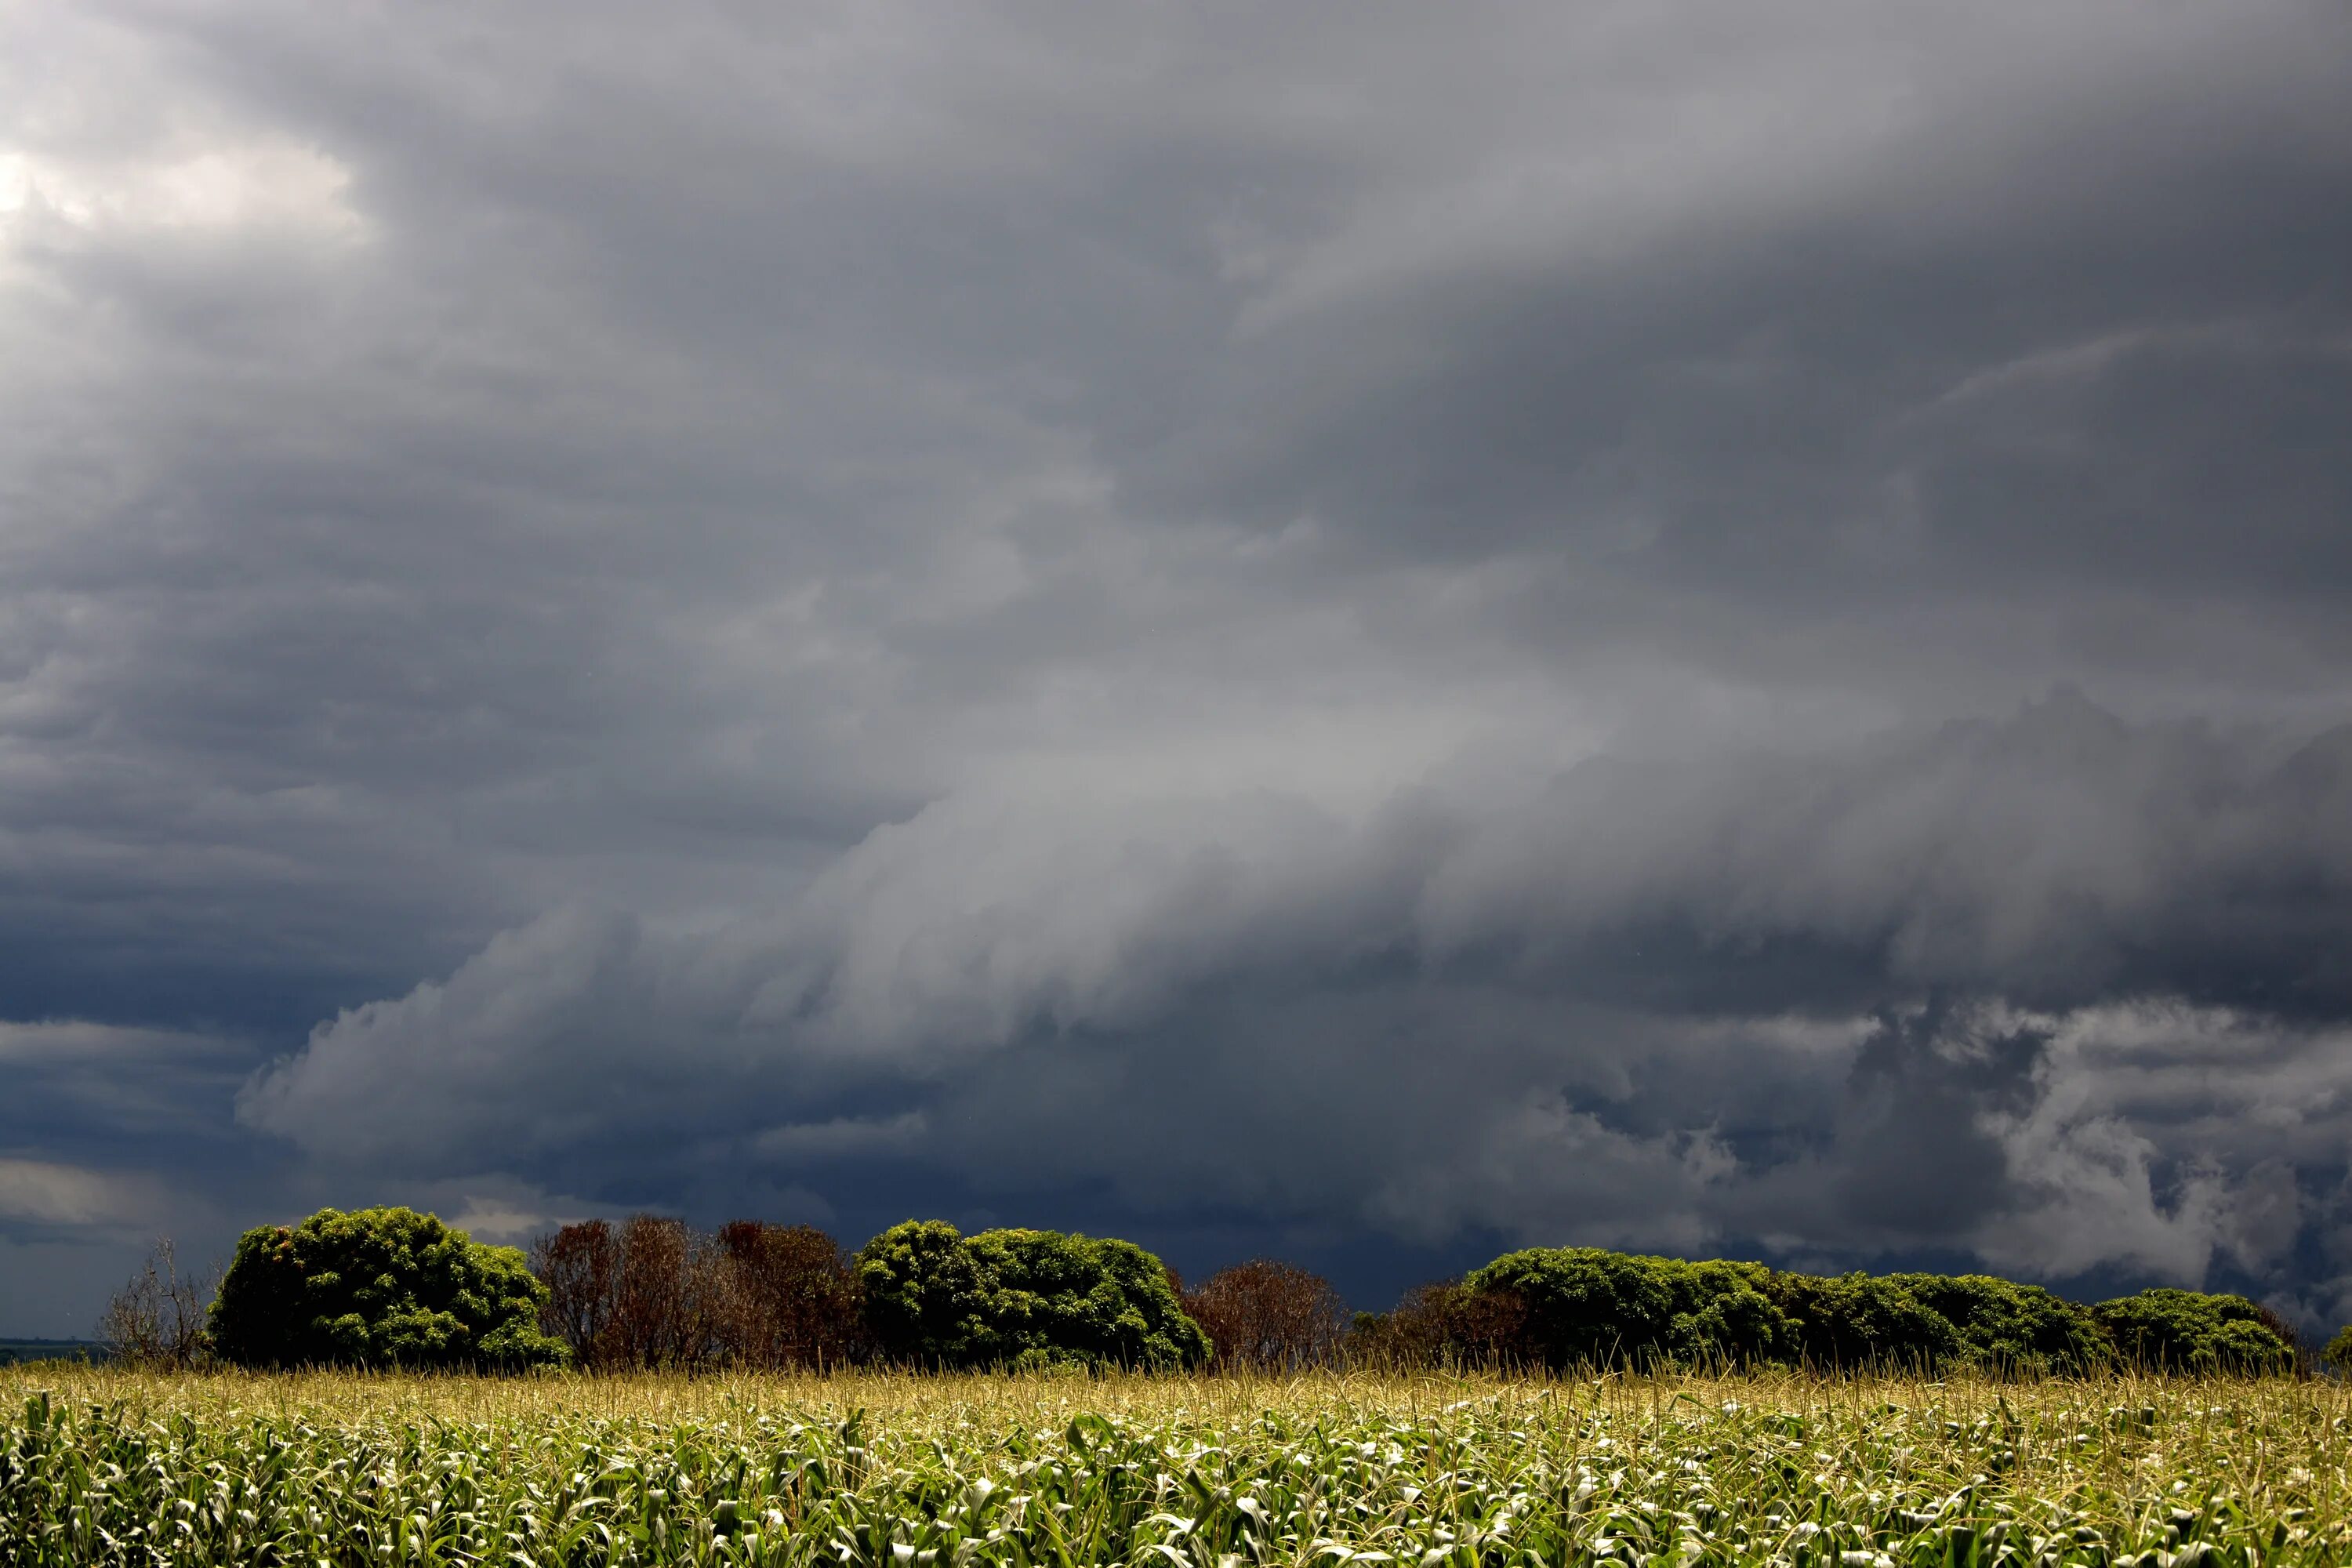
[1465,1249,1793,1370]
[211,1207,566,1370]
[1179,1259,1350,1370]
[855,1221,1208,1370]
[2325,1325,2352,1376]
[1886,1273,2112,1374]
[1761,1271,1961,1370]
[1667,1261,1799,1367]
[2093,1288,2295,1373]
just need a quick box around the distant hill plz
[0,1339,109,1367]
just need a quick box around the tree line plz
[100,1204,2335,1375]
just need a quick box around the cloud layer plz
[3,0,2350,1332]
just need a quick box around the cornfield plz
[4,1363,2347,1566]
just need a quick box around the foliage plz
[209,1207,566,1370]
[717,1221,869,1370]
[2325,1324,2352,1375]
[1762,1271,1962,1370]
[533,1216,868,1370]
[1452,1246,2294,1375]
[526,1207,2312,1379]
[532,1218,622,1365]
[1179,1259,1349,1370]
[855,1221,1208,1370]
[1345,1279,1530,1368]
[2092,1287,2297,1373]
[1465,1248,1794,1369]
[1886,1273,2113,1373]
[853,1220,990,1367]
[9,1366,2352,1567]
[94,1239,215,1370]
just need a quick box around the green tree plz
[1887,1273,2111,1373]
[2091,1288,2294,1374]
[210,1207,568,1370]
[855,1221,1207,1370]
[1761,1271,1961,1370]
[2325,1325,2352,1376]
[854,1219,990,1367]
[1466,1248,1795,1370]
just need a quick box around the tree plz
[855,1221,1209,1370]
[96,1237,216,1370]
[1886,1273,2111,1374]
[531,1219,620,1367]
[1181,1259,1349,1370]
[718,1221,868,1369]
[2325,1325,2352,1377]
[1345,1278,1531,1369]
[855,1219,991,1367]
[531,1214,871,1370]
[210,1207,568,1370]
[2092,1288,2295,1374]
[598,1214,745,1370]
[1466,1248,1794,1370]
[1766,1272,1960,1370]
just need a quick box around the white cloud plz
[0,1158,151,1229]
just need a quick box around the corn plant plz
[4,1365,2348,1566]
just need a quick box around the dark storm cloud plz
[238,697,2352,1323]
[3,1,2351,1331]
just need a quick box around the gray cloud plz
[235,699,2352,1323]
[3,0,2350,1330]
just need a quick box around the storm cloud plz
[4,0,2350,1334]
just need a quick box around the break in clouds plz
[3,0,2351,1334]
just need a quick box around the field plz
[5,1364,2347,1566]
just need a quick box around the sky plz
[3,0,2351,1339]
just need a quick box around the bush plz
[1444,1245,2295,1377]
[2093,1288,2296,1373]
[855,1221,1208,1370]
[1886,1273,2112,1374]
[1179,1259,1349,1370]
[1765,1272,1961,1370]
[2325,1325,2352,1376]
[211,1207,567,1370]
[1465,1249,1793,1370]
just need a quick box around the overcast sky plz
[5,0,2351,1338]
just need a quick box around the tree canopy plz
[855,1221,1207,1370]
[210,1206,567,1370]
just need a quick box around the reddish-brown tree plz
[605,1214,742,1370]
[532,1214,871,1370]
[717,1221,868,1369]
[531,1219,620,1367]
[1346,1279,1531,1369]
[1181,1258,1350,1370]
